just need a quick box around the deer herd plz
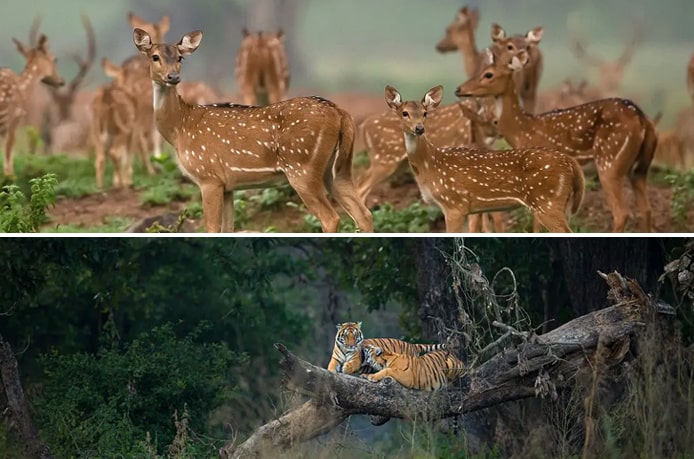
[0,6,692,233]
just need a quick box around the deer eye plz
[402,111,409,118]
[152,55,160,62]
[507,44,513,50]
[484,72,493,79]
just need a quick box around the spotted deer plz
[456,49,657,232]
[91,59,138,189]
[570,19,644,97]
[490,23,544,114]
[436,6,485,78]
[435,9,544,113]
[25,14,96,155]
[122,12,220,164]
[1,34,64,176]
[235,28,290,106]
[386,85,584,233]
[133,28,372,233]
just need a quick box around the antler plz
[616,15,645,66]
[67,14,96,93]
[569,33,605,68]
[28,16,42,46]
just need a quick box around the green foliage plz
[0,173,57,232]
[35,322,242,457]
[667,169,694,229]
[46,216,134,233]
[302,201,442,233]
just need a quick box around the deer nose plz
[165,72,180,85]
[454,86,465,97]
[414,124,425,136]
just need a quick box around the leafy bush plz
[35,322,243,458]
[0,173,57,232]
[667,169,694,229]
[303,201,442,233]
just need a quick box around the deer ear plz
[508,51,529,71]
[12,38,30,57]
[102,58,120,79]
[457,7,468,23]
[159,15,171,35]
[482,47,495,66]
[491,23,506,42]
[128,12,146,29]
[526,27,543,45]
[422,85,443,110]
[36,34,49,51]
[470,8,480,28]
[178,30,203,55]
[133,28,152,54]
[385,85,402,110]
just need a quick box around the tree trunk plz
[0,333,54,459]
[552,238,665,317]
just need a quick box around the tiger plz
[327,322,446,375]
[360,344,466,391]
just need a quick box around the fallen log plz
[220,271,674,458]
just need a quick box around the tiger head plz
[362,344,403,371]
[334,322,364,352]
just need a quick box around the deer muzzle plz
[42,75,65,87]
[165,72,181,85]
[414,124,425,136]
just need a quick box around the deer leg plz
[535,210,572,233]
[629,174,652,233]
[3,126,17,177]
[443,208,466,233]
[491,211,506,233]
[152,124,162,159]
[222,191,235,233]
[597,168,629,233]
[200,183,225,233]
[288,176,341,232]
[331,175,374,233]
[95,134,106,189]
[356,160,403,204]
[467,213,482,232]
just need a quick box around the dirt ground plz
[44,173,691,233]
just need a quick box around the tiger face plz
[334,322,363,352]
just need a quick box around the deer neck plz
[495,76,532,147]
[152,82,187,147]
[403,132,434,172]
[458,31,481,78]
[16,62,43,100]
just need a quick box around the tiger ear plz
[335,323,342,330]
[357,321,362,329]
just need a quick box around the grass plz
[44,216,135,233]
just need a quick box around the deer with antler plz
[0,33,64,176]
[570,17,644,97]
[436,7,544,114]
[456,46,657,233]
[235,28,290,106]
[25,15,96,154]
[132,28,372,233]
[385,84,584,233]
[91,59,139,189]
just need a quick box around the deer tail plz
[633,118,657,180]
[569,158,585,215]
[331,108,357,187]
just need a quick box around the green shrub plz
[0,173,57,232]
[35,322,244,458]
